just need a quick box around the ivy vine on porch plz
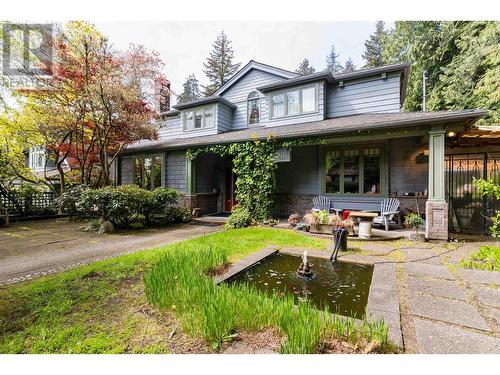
[185,135,327,222]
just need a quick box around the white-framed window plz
[29,147,45,171]
[247,91,260,125]
[270,84,318,119]
[183,105,216,131]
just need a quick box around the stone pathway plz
[333,237,500,353]
[388,241,499,353]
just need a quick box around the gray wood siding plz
[326,73,401,118]
[276,145,320,194]
[119,156,134,184]
[389,137,428,194]
[166,151,187,192]
[221,69,287,130]
[216,103,233,133]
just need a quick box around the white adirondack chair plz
[373,198,401,231]
[312,196,330,212]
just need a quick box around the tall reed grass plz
[143,243,395,353]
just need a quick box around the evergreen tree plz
[177,74,202,103]
[343,58,357,72]
[295,58,315,76]
[325,45,342,74]
[202,31,241,96]
[382,21,499,125]
[362,21,388,67]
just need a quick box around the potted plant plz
[305,210,342,234]
[288,213,302,228]
[405,213,424,240]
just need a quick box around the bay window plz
[324,146,383,195]
[270,85,317,119]
[183,105,215,131]
[134,154,163,190]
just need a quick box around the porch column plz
[425,127,448,240]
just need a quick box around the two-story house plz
[117,60,498,240]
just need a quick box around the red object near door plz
[224,169,236,212]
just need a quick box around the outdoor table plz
[348,211,378,239]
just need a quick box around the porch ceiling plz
[122,109,486,155]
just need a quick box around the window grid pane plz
[363,148,381,194]
[343,150,360,194]
[286,91,300,115]
[248,99,260,124]
[302,87,316,112]
[272,94,285,117]
[325,151,341,194]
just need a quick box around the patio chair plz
[312,195,330,213]
[373,198,401,231]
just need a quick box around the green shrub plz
[78,185,178,228]
[165,206,192,223]
[461,246,500,271]
[225,205,253,229]
[55,185,89,215]
[474,178,500,237]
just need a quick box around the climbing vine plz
[186,135,327,222]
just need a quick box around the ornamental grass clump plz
[143,242,395,353]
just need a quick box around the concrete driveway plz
[0,218,223,285]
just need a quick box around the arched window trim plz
[247,91,261,126]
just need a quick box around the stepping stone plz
[460,268,500,285]
[414,318,500,354]
[405,262,454,280]
[472,285,500,308]
[409,293,490,331]
[483,307,500,331]
[408,276,467,301]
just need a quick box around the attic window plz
[247,91,260,125]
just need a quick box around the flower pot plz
[309,223,334,235]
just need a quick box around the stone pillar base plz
[180,194,198,211]
[425,200,449,240]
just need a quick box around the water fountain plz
[297,250,314,278]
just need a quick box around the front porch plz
[187,124,499,240]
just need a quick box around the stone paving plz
[338,237,500,354]
[0,218,223,285]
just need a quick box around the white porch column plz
[425,127,448,240]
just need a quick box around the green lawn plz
[0,228,329,354]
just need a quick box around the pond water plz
[226,252,373,318]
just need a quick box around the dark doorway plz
[446,152,500,234]
[224,167,236,212]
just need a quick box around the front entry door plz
[224,168,236,212]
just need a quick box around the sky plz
[95,21,389,98]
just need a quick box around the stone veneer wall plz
[196,193,219,215]
[425,201,449,240]
[270,193,316,218]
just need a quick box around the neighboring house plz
[118,60,500,239]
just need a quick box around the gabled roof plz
[212,60,299,96]
[122,110,486,154]
[172,96,237,110]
